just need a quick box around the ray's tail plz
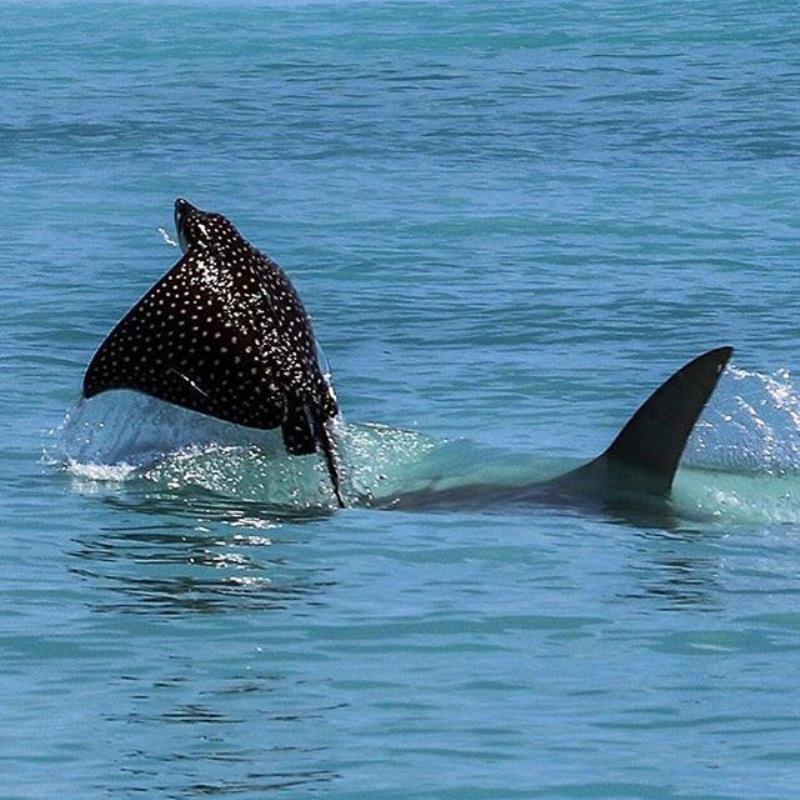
[313,417,346,508]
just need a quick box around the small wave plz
[674,469,800,526]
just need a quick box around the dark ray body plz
[384,347,733,518]
[83,199,345,506]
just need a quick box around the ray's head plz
[174,198,243,254]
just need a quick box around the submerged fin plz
[552,346,733,498]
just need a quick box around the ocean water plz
[3,1,800,797]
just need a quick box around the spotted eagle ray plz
[384,346,733,515]
[83,198,345,507]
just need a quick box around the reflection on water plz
[64,493,344,796]
[69,565,332,615]
[629,552,722,612]
[620,526,723,612]
[111,677,341,796]
[68,489,336,616]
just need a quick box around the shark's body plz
[383,347,733,516]
[83,199,345,506]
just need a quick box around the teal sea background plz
[4,2,800,797]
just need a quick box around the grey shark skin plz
[83,198,345,507]
[384,347,733,516]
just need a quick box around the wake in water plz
[46,364,800,525]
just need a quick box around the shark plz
[381,347,733,515]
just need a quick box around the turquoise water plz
[4,2,800,797]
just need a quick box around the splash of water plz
[46,363,800,523]
[157,227,179,247]
[45,391,437,512]
[685,365,800,476]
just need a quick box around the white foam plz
[65,458,137,482]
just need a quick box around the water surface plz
[3,2,800,798]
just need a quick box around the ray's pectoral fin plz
[548,346,733,501]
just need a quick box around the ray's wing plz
[83,248,288,429]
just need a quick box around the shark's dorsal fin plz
[552,346,733,498]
